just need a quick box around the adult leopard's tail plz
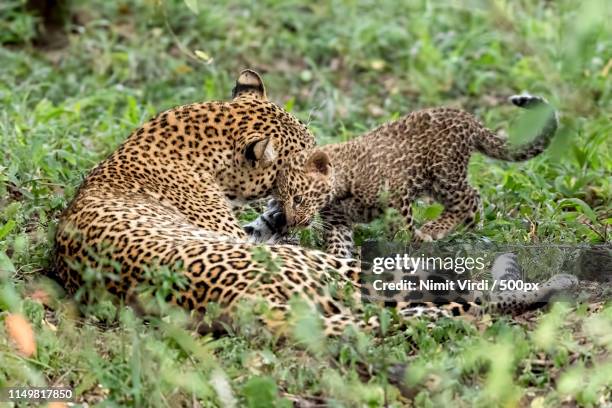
[487,252,578,314]
[475,94,558,161]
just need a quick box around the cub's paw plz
[509,93,547,108]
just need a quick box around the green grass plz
[1,0,611,406]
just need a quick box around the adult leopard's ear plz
[244,135,276,168]
[305,150,331,176]
[232,69,267,100]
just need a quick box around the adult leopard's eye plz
[293,195,303,206]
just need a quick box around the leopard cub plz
[247,94,558,258]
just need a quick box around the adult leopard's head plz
[274,149,334,227]
[220,70,316,202]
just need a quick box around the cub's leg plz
[414,181,481,242]
[320,207,357,259]
[321,197,380,259]
[391,187,419,237]
[464,193,483,230]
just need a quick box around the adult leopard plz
[54,71,573,336]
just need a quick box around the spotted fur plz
[258,94,557,258]
[54,76,568,337]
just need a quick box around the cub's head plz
[223,70,316,201]
[274,149,334,227]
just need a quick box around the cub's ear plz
[305,150,331,176]
[232,69,267,100]
[244,136,276,168]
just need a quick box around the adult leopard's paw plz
[542,273,579,292]
[412,229,434,243]
[245,199,290,244]
[533,273,579,305]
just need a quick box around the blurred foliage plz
[0,0,611,406]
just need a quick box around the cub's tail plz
[475,94,558,161]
